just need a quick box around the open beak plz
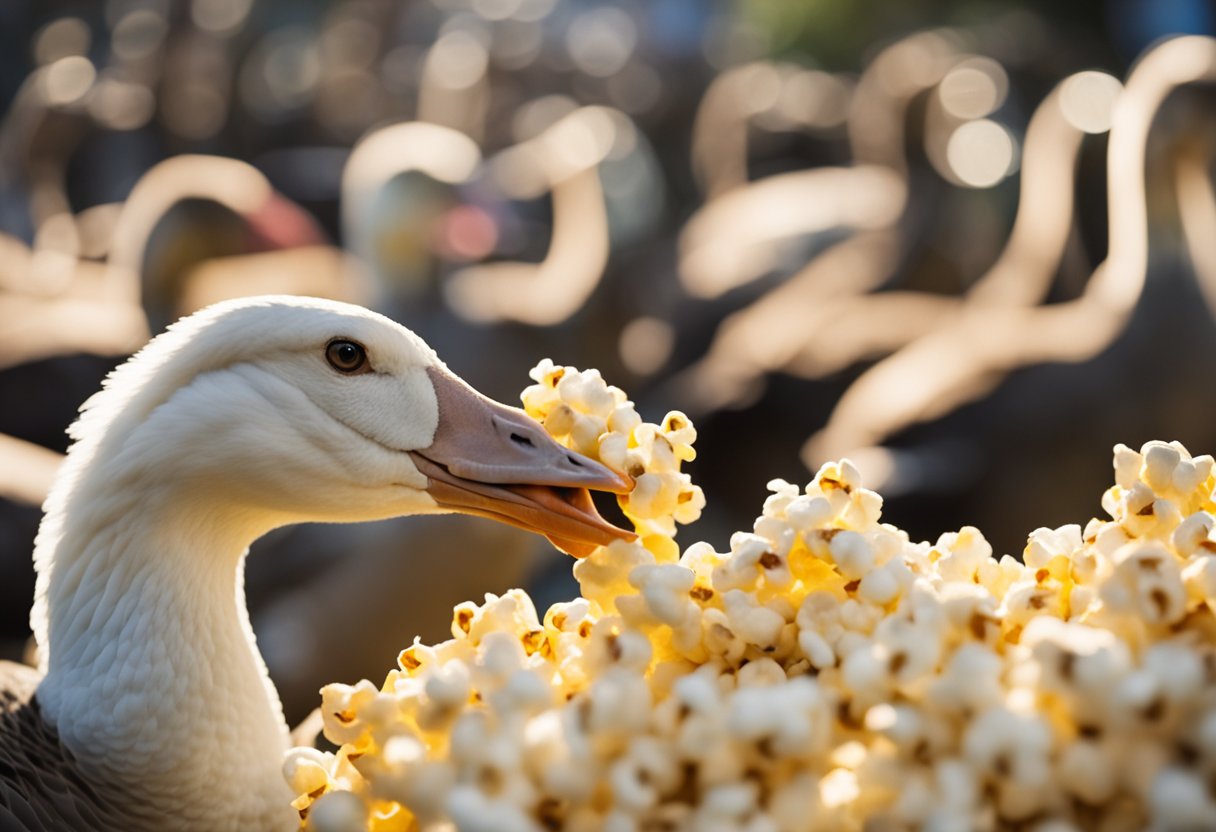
[409,367,636,557]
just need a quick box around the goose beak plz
[409,367,636,557]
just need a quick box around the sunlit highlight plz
[1059,70,1123,134]
[946,118,1016,187]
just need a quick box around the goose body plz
[0,296,631,831]
[0,661,127,830]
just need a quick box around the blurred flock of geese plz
[2,1,1216,721]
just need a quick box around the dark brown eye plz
[326,339,368,374]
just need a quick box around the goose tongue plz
[409,367,634,556]
[513,484,617,558]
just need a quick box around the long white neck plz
[33,448,296,831]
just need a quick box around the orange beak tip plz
[546,527,638,558]
[546,535,599,558]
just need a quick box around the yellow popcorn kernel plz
[819,766,861,810]
[789,544,848,598]
[659,411,696,463]
[452,602,477,638]
[575,539,656,608]
[365,801,412,832]
[640,533,680,563]
[784,493,835,533]
[857,558,911,607]
[1142,442,1183,493]
[679,539,725,575]
[466,589,543,644]
[596,431,633,473]
[321,680,380,747]
[527,357,562,386]
[622,472,675,519]
[569,413,607,456]
[285,747,338,817]
[700,608,746,664]
[396,648,422,676]
[554,368,612,415]
[1024,526,1078,572]
[1172,512,1215,557]
[1103,542,1187,627]
[1000,578,1068,632]
[1182,554,1216,606]
[672,484,706,526]
[544,598,593,634]
[416,662,472,733]
[542,402,577,437]
[721,589,784,650]
[827,529,875,580]
[520,385,559,420]
[608,403,642,435]
[630,564,695,624]
[1113,443,1144,490]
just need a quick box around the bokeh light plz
[619,315,675,376]
[946,118,1017,187]
[938,57,1008,119]
[41,55,94,106]
[1060,69,1123,133]
[33,17,90,65]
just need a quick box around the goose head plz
[51,294,632,555]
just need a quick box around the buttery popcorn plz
[287,365,1216,832]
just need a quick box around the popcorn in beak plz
[410,366,634,556]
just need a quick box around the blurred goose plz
[760,68,1113,385]
[804,36,1216,474]
[340,120,481,305]
[0,153,354,372]
[442,105,620,326]
[114,155,365,332]
[677,32,969,301]
[674,32,969,410]
[0,296,632,831]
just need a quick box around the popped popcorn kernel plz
[290,382,1216,832]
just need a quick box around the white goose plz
[0,295,632,831]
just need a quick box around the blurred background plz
[1,0,1215,724]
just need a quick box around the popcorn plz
[288,370,1216,831]
[306,791,370,832]
[1149,767,1216,830]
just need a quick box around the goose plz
[112,155,355,332]
[342,107,646,328]
[339,120,481,306]
[804,35,1216,472]
[714,66,1110,395]
[0,295,633,831]
[689,62,852,202]
[673,32,970,411]
[441,105,617,327]
[675,31,966,302]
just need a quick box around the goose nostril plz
[566,453,584,468]
[510,432,535,448]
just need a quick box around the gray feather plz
[0,661,128,832]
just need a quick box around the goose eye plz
[326,339,368,374]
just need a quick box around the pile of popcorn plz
[285,361,1216,832]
